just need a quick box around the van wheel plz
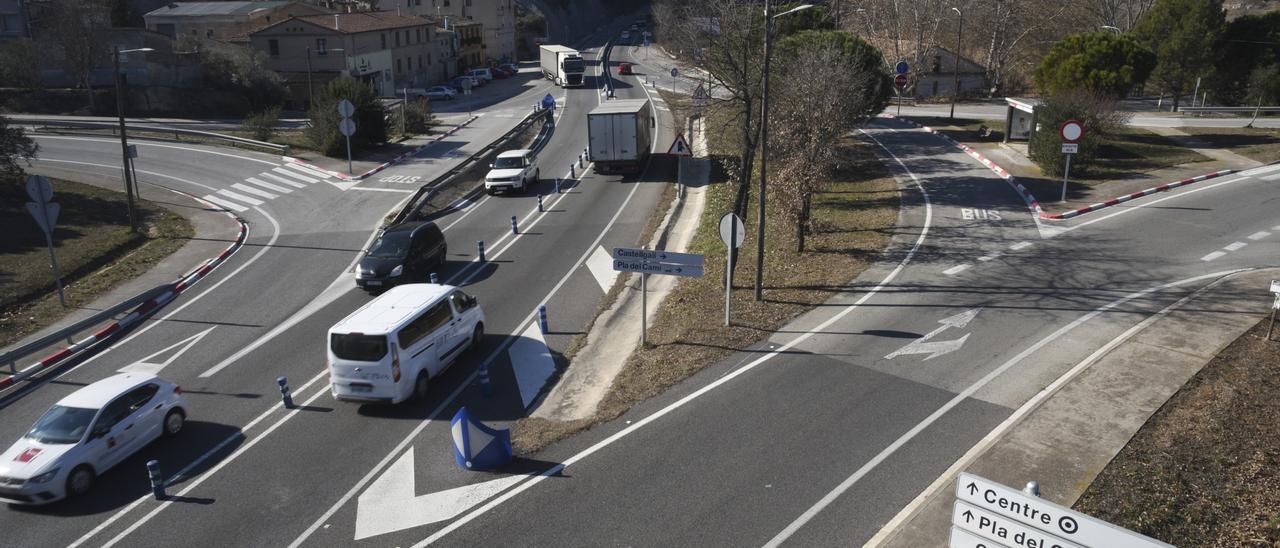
[471,323,485,353]
[413,373,430,401]
[66,465,94,498]
[163,409,185,437]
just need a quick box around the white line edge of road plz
[860,267,1248,548]
[405,124,935,547]
[1057,175,1252,235]
[33,135,281,166]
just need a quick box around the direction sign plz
[338,99,355,118]
[26,202,59,235]
[667,133,691,156]
[127,144,138,159]
[719,213,745,248]
[339,118,357,137]
[895,61,910,75]
[1059,119,1084,143]
[894,74,909,91]
[1270,279,1280,293]
[949,526,1009,548]
[25,175,52,203]
[670,67,678,78]
[613,259,703,278]
[612,247,704,267]
[1061,143,1079,154]
[954,501,1081,548]
[956,473,1173,548]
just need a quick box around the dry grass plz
[1073,317,1280,546]
[1178,126,1280,164]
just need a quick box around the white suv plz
[485,149,539,194]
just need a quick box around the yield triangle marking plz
[118,326,216,374]
[354,447,524,540]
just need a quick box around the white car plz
[485,149,539,194]
[464,68,494,83]
[0,373,186,505]
[422,86,457,100]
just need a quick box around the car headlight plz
[29,468,59,484]
[390,265,403,277]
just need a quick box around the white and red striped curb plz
[0,204,249,391]
[880,114,1237,221]
[281,115,480,182]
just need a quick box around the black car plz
[356,221,447,290]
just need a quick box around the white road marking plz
[230,183,279,199]
[1060,176,1249,234]
[349,186,416,193]
[33,135,280,166]
[1248,231,1271,240]
[977,252,1001,262]
[215,189,264,206]
[1245,164,1280,177]
[285,161,334,179]
[201,194,248,212]
[1261,173,1280,181]
[943,264,970,275]
[244,177,292,193]
[261,172,308,188]
[272,166,320,184]
[585,245,619,291]
[1224,241,1248,251]
[1009,241,1032,251]
[1201,251,1227,261]
[509,323,557,408]
[117,327,216,375]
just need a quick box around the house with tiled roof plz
[144,1,328,41]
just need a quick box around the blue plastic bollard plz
[510,216,518,235]
[538,305,548,334]
[537,194,544,212]
[430,272,439,284]
[555,178,561,194]
[478,365,493,397]
[277,376,293,409]
[477,240,486,262]
[570,164,576,178]
[147,460,165,500]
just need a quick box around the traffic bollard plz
[277,376,293,409]
[578,153,584,168]
[147,460,165,500]
[538,305,548,334]
[430,272,439,284]
[555,178,561,194]
[510,215,518,235]
[477,240,486,262]
[478,365,494,397]
[537,194,544,212]
[570,164,576,178]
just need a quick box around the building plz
[144,1,328,41]
[249,11,445,100]
[913,46,987,99]
[407,0,515,65]
[0,0,30,44]
[451,19,482,72]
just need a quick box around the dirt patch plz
[1073,316,1280,546]
[1178,126,1280,165]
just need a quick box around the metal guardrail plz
[21,119,291,154]
[1,285,168,377]
[1177,106,1280,113]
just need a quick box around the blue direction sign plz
[613,259,703,278]
[670,67,678,78]
[612,247,703,266]
[542,93,556,110]
[895,61,909,75]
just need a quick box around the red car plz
[617,62,634,75]
[491,66,512,79]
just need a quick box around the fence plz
[20,119,290,154]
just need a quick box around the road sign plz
[339,118,357,137]
[956,473,1173,548]
[25,202,59,234]
[895,61,910,75]
[643,38,650,48]
[949,526,1009,548]
[1270,279,1280,293]
[25,175,52,203]
[954,501,1080,548]
[338,99,355,118]
[1061,143,1079,154]
[127,144,138,159]
[25,175,65,306]
[1059,119,1084,143]
[667,133,691,156]
[894,74,909,91]
[541,93,556,110]
[613,259,703,278]
[719,213,745,248]
[670,67,678,78]
[612,247,704,266]
[692,84,709,107]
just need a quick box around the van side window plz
[450,290,474,312]
[398,301,453,347]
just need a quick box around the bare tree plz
[39,0,112,110]
[847,0,948,94]
[970,0,1069,96]
[1083,0,1157,31]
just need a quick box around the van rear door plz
[330,333,393,389]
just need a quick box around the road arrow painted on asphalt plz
[118,326,216,374]
[885,308,981,361]
[354,447,524,540]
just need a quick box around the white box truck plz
[587,99,654,174]
[540,45,586,87]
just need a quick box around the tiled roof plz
[294,11,433,34]
[145,1,293,17]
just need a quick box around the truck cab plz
[485,149,540,194]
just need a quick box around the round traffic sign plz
[895,61,909,75]
[894,74,908,90]
[670,67,678,78]
[337,99,355,118]
[339,118,357,137]
[719,213,745,248]
[25,175,53,203]
[1059,119,1084,143]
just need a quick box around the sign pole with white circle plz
[1059,119,1084,202]
[719,213,745,326]
[338,99,356,174]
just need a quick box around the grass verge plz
[1073,315,1280,546]
[0,176,193,348]
[1177,126,1280,165]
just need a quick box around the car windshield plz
[26,405,96,444]
[367,233,410,259]
[493,156,524,169]
[563,58,584,72]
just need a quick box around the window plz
[416,28,421,43]
[268,39,279,56]
[317,38,327,55]
[417,55,422,69]
[381,33,386,49]
[396,58,402,73]
[331,333,388,361]
[395,31,401,47]
[449,291,475,312]
[125,384,160,413]
[398,301,453,348]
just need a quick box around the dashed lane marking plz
[942,264,970,276]
[1224,241,1248,251]
[1248,231,1270,241]
[1201,251,1227,261]
[1009,241,1032,251]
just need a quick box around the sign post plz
[1268,280,1280,340]
[894,61,909,116]
[1059,119,1084,202]
[338,99,356,174]
[25,176,66,306]
[612,247,705,345]
[719,213,745,326]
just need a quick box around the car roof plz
[58,373,163,409]
[382,221,437,236]
[497,149,533,158]
[331,284,457,335]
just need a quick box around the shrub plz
[1028,90,1130,176]
[402,101,435,135]
[306,77,387,157]
[243,107,280,142]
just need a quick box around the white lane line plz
[1224,241,1248,251]
[1245,164,1280,177]
[285,161,334,179]
[262,172,308,188]
[942,264,970,276]
[33,135,280,166]
[244,177,292,193]
[215,189,264,206]
[1009,241,1032,251]
[230,183,279,199]
[977,252,1001,262]
[1061,176,1249,234]
[1201,251,1227,261]
[1261,173,1280,181]
[864,269,1247,547]
[408,122,937,548]
[1248,231,1271,240]
[272,166,320,184]
[350,187,416,193]
[200,194,248,212]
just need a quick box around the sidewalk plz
[870,268,1276,547]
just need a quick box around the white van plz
[328,284,485,404]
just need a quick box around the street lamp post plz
[112,46,153,233]
[754,2,813,301]
[949,7,962,120]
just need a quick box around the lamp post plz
[113,46,153,233]
[949,6,962,120]
[754,2,813,301]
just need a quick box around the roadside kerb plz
[281,115,480,181]
[883,114,1239,221]
[0,203,248,394]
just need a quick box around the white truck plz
[587,99,654,174]
[539,45,586,87]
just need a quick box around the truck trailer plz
[539,45,585,87]
[587,99,654,174]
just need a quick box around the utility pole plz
[950,7,962,120]
[306,47,314,106]
[755,0,774,302]
[113,45,138,233]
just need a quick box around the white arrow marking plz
[118,326,216,374]
[885,308,981,361]
[354,447,524,540]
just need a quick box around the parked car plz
[617,62,635,75]
[356,221,447,290]
[0,373,187,505]
[421,86,457,100]
[485,149,540,194]
[464,68,493,83]
[497,63,519,75]
[450,76,479,91]
[490,66,513,79]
